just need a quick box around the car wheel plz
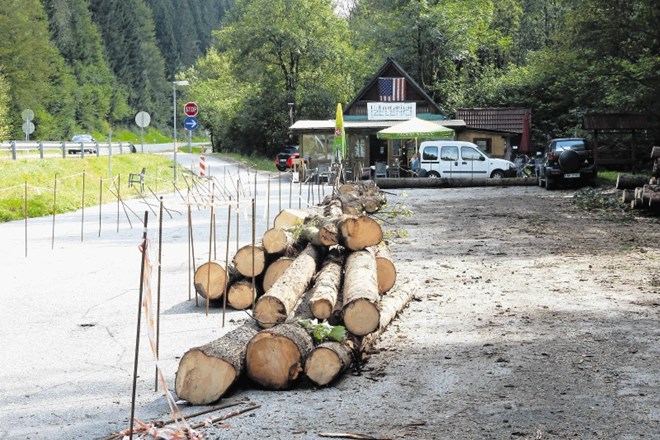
[545,176,555,190]
[491,170,505,179]
[426,170,439,178]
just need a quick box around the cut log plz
[245,323,314,390]
[175,324,259,405]
[304,341,354,386]
[305,280,416,386]
[262,256,295,292]
[375,244,397,294]
[615,173,650,190]
[253,244,324,328]
[300,224,338,247]
[274,208,309,229]
[621,189,634,204]
[342,248,380,336]
[337,215,383,251]
[194,261,238,300]
[309,250,344,320]
[262,227,295,255]
[233,245,266,278]
[227,279,258,310]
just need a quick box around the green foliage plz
[298,319,347,344]
[572,187,627,213]
[0,72,9,140]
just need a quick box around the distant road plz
[134,141,211,154]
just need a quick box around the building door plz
[369,135,388,166]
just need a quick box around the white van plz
[417,141,516,179]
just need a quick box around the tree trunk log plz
[274,208,309,229]
[175,324,259,405]
[262,227,295,255]
[309,250,344,320]
[194,261,238,300]
[245,323,314,390]
[337,215,383,251]
[262,256,295,292]
[621,189,634,204]
[306,280,416,386]
[233,245,266,278]
[342,248,380,336]
[651,146,660,160]
[616,173,650,190]
[227,279,258,310]
[304,340,354,386]
[300,224,338,247]
[253,244,324,328]
[375,177,537,189]
[375,244,397,294]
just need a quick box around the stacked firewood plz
[618,146,660,213]
[175,181,415,405]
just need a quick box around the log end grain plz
[338,216,383,251]
[193,261,228,300]
[227,279,256,310]
[263,228,293,255]
[253,295,287,328]
[262,257,294,292]
[343,298,380,336]
[310,298,333,321]
[175,349,237,405]
[304,343,352,386]
[233,245,266,278]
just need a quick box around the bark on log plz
[245,323,314,390]
[262,227,295,255]
[194,261,238,300]
[175,324,259,404]
[337,216,383,251]
[262,256,295,292]
[305,280,416,386]
[309,250,344,320]
[375,244,397,294]
[300,224,338,247]
[227,279,258,310]
[274,208,309,229]
[615,173,650,190]
[342,248,380,336]
[233,245,266,278]
[253,244,324,328]
[304,341,354,386]
[621,189,634,204]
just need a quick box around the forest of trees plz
[0,0,658,157]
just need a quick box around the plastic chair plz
[374,162,387,178]
[315,163,331,184]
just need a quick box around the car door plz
[460,145,489,179]
[440,145,460,178]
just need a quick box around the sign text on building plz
[367,102,416,120]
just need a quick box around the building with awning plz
[289,58,530,174]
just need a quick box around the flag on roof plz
[378,77,406,101]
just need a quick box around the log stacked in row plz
[176,180,415,404]
[618,146,660,213]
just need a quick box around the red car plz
[275,146,299,171]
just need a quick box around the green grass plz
[0,154,175,222]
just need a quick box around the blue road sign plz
[183,116,199,130]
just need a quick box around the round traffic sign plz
[135,111,151,128]
[22,121,35,134]
[22,109,34,121]
[184,102,198,116]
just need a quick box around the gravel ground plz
[1,161,659,439]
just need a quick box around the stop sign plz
[184,102,198,116]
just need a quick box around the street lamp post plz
[172,80,190,184]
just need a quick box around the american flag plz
[378,77,406,101]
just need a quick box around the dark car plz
[537,138,597,190]
[275,146,299,171]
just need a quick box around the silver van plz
[418,141,516,179]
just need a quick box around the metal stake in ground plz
[187,202,197,304]
[266,174,271,228]
[223,200,232,328]
[206,194,215,316]
[98,177,103,237]
[252,198,256,311]
[155,197,164,391]
[24,181,28,258]
[116,175,121,233]
[129,211,149,440]
[51,174,57,250]
[236,181,240,252]
[81,171,86,242]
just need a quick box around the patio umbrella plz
[333,103,346,162]
[377,117,454,153]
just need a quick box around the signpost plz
[22,109,35,141]
[183,102,198,152]
[135,111,151,153]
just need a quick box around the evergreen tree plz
[0,71,10,140]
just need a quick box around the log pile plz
[176,180,416,404]
[618,146,660,213]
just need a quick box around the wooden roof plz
[456,108,531,134]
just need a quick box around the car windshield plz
[555,140,585,151]
[72,135,93,142]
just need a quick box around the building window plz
[474,138,491,153]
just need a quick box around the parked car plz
[417,141,517,179]
[68,134,97,155]
[537,138,597,190]
[275,146,299,171]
